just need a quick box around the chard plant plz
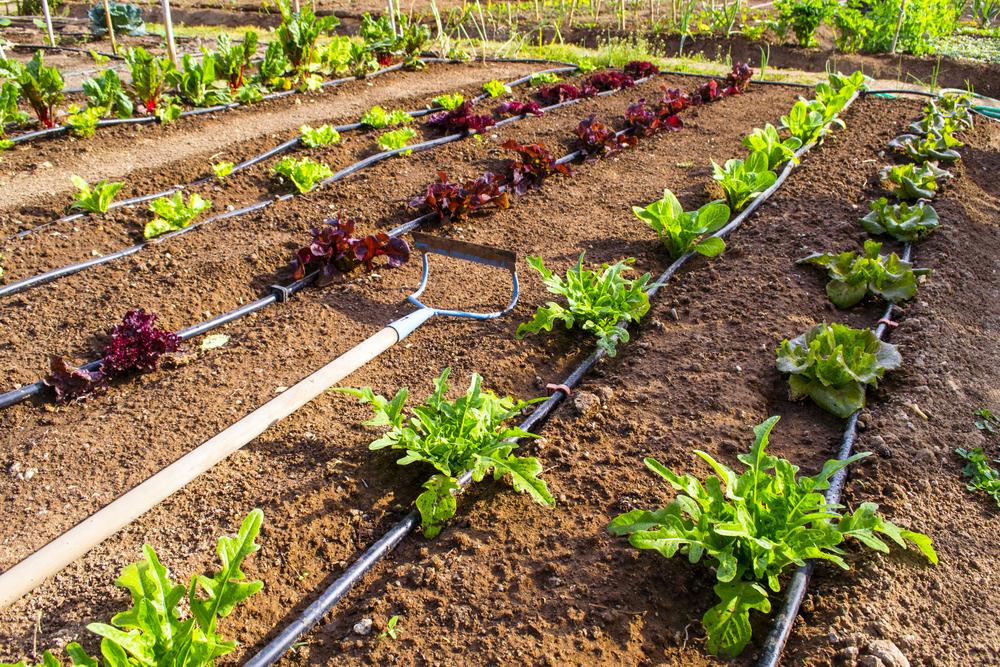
[82,69,133,118]
[482,79,511,98]
[212,31,258,89]
[271,156,333,193]
[776,322,900,418]
[144,192,212,239]
[17,51,64,128]
[860,198,939,242]
[299,123,340,147]
[609,416,936,658]
[125,46,174,114]
[0,81,28,144]
[517,254,652,357]
[741,123,801,169]
[359,105,412,129]
[276,0,339,78]
[340,369,553,538]
[711,150,777,211]
[377,126,417,153]
[70,175,123,214]
[632,189,730,259]
[236,83,266,104]
[257,41,292,90]
[168,54,232,107]
[800,239,930,308]
[432,93,464,110]
[879,162,951,201]
[956,447,1000,507]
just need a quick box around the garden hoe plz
[0,232,519,610]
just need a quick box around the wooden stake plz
[39,0,55,46]
[160,0,177,67]
[890,0,907,54]
[102,0,118,56]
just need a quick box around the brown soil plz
[0,77,997,667]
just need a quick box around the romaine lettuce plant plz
[482,79,511,97]
[377,126,417,152]
[144,192,212,238]
[711,151,777,211]
[70,175,123,214]
[339,368,552,538]
[501,139,571,194]
[781,98,840,144]
[742,123,801,169]
[879,162,950,201]
[609,416,936,658]
[411,171,510,223]
[516,254,652,357]
[776,322,901,418]
[300,123,341,147]
[290,214,409,283]
[800,239,930,308]
[632,189,730,259]
[271,156,333,193]
[360,105,413,129]
[17,51,64,128]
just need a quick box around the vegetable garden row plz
[1,42,998,666]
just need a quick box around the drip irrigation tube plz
[864,88,1000,121]
[5,66,683,301]
[757,251,908,667]
[10,43,124,59]
[243,89,862,667]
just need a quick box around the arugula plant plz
[360,105,412,129]
[70,175,123,214]
[800,239,930,308]
[432,93,464,110]
[377,126,418,153]
[299,123,341,147]
[168,54,232,107]
[144,192,212,238]
[125,46,174,114]
[741,123,801,169]
[17,51,64,128]
[879,162,951,201]
[609,416,936,657]
[956,447,1000,508]
[711,150,777,211]
[82,69,133,118]
[860,198,939,242]
[340,369,552,538]
[632,189,730,259]
[516,254,652,357]
[776,322,900,418]
[482,79,511,98]
[271,156,333,193]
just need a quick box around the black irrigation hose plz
[243,87,860,667]
[10,43,124,60]
[757,248,908,667]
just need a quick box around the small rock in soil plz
[573,391,601,416]
[353,618,373,636]
[863,639,910,667]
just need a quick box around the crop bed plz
[0,56,998,667]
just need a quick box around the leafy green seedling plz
[377,127,418,153]
[610,416,936,657]
[632,189,730,259]
[144,192,212,238]
[300,123,341,147]
[70,175,124,214]
[974,408,999,435]
[482,79,511,97]
[860,198,939,242]
[271,156,333,193]
[956,447,1000,507]
[212,161,235,179]
[800,239,930,308]
[379,615,402,641]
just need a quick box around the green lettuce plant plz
[482,79,511,98]
[271,156,333,193]
[800,239,930,308]
[888,130,962,163]
[432,93,464,110]
[711,150,777,211]
[299,123,341,147]
[776,322,901,418]
[66,104,104,138]
[376,126,417,153]
[340,369,552,538]
[70,175,123,213]
[360,105,412,129]
[516,254,652,357]
[632,189,730,259]
[145,192,212,238]
[860,198,939,242]
[212,161,235,179]
[609,416,936,657]
[879,162,950,201]
[741,123,801,169]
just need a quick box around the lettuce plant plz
[70,175,123,214]
[82,69,133,118]
[529,71,561,86]
[432,93,464,110]
[17,51,64,128]
[360,105,412,129]
[377,126,417,153]
[0,81,28,142]
[609,416,935,658]
[517,254,652,357]
[290,215,409,284]
[258,41,291,89]
[623,99,661,137]
[411,171,510,223]
[888,130,962,163]
[538,82,596,104]
[632,190,730,259]
[586,70,635,91]
[394,15,431,69]
[879,162,950,201]
[742,123,801,169]
[125,46,174,114]
[711,151,777,211]
[300,123,341,147]
[340,368,552,538]
[495,100,543,117]
[482,79,511,98]
[502,139,571,194]
[800,239,930,308]
[956,447,1000,507]
[271,156,333,193]
[623,60,660,78]
[574,115,633,159]
[426,101,495,134]
[145,192,212,238]
[722,61,753,94]
[212,161,235,179]
[781,98,840,144]
[776,322,901,418]
[66,104,104,138]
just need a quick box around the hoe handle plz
[0,311,431,610]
